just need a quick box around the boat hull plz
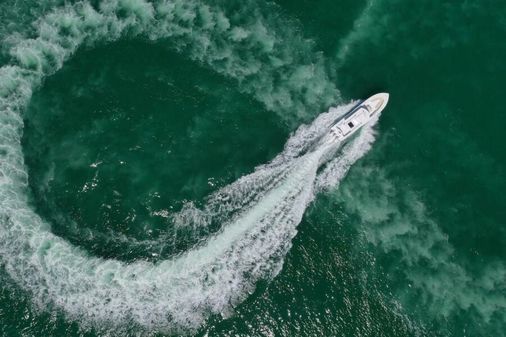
[327,93,389,144]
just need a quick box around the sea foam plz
[0,0,376,333]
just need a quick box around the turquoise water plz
[0,0,505,336]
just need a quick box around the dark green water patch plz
[22,40,287,261]
[275,0,368,57]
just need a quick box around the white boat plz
[327,93,389,143]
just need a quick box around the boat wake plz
[0,99,378,333]
[0,0,380,333]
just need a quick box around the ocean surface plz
[0,0,505,336]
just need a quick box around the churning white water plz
[0,96,378,332]
[0,0,380,333]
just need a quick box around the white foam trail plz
[3,0,339,123]
[0,0,377,333]
[1,95,377,333]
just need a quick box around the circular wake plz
[0,0,379,333]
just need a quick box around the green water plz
[0,0,505,336]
